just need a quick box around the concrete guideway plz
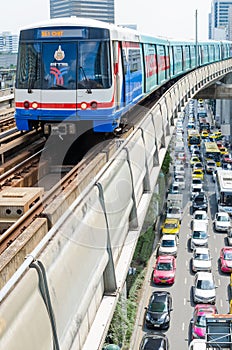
[0,59,232,350]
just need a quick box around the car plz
[212,167,222,182]
[192,150,202,161]
[187,122,195,129]
[221,154,232,164]
[169,183,181,194]
[192,169,204,180]
[193,272,216,304]
[174,175,185,189]
[205,160,216,174]
[209,131,223,141]
[190,156,201,166]
[191,304,217,340]
[161,218,180,236]
[176,152,186,162]
[188,339,206,350]
[191,178,203,196]
[214,212,231,232]
[192,193,208,212]
[201,130,209,139]
[192,210,209,226]
[190,221,209,250]
[193,162,204,173]
[152,255,176,284]
[174,164,185,176]
[192,247,212,272]
[219,146,228,155]
[139,333,169,350]
[227,229,232,246]
[158,234,178,257]
[219,247,232,273]
[145,291,172,329]
[166,205,182,222]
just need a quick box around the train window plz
[128,47,141,73]
[78,41,111,89]
[143,43,158,90]
[41,43,77,90]
[16,43,41,89]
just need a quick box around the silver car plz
[193,272,216,304]
[192,247,212,272]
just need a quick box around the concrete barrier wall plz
[1,60,232,350]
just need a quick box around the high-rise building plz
[0,32,18,54]
[209,0,232,39]
[50,0,115,23]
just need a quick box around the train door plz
[40,42,77,124]
[121,41,143,106]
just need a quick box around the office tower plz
[0,32,18,54]
[210,0,232,39]
[50,0,115,23]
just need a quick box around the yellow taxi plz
[209,131,223,141]
[219,146,229,155]
[192,169,204,180]
[201,130,209,139]
[193,162,204,173]
[161,218,180,236]
[190,156,200,168]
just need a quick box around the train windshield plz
[16,41,111,90]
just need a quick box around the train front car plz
[15,18,139,136]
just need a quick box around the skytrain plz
[14,17,232,135]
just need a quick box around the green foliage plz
[161,150,172,175]
[104,226,154,349]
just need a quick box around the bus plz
[203,141,221,166]
[215,169,232,215]
[188,130,201,148]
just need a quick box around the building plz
[50,0,115,23]
[0,32,18,54]
[209,0,232,39]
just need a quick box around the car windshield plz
[193,231,207,239]
[217,215,229,222]
[161,240,175,247]
[157,262,173,271]
[197,279,214,290]
[149,301,167,312]
[168,207,180,214]
[196,315,206,327]
[164,223,177,229]
[223,252,232,260]
[192,179,202,184]
[194,253,209,261]
[195,214,206,220]
[195,196,205,203]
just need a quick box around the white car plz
[190,221,209,250]
[158,235,178,257]
[192,210,209,226]
[214,212,231,232]
[227,229,232,246]
[191,179,203,199]
[174,175,185,189]
[174,165,185,176]
[189,339,206,350]
[192,247,212,272]
[193,272,216,304]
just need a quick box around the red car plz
[220,247,232,273]
[192,304,217,339]
[152,255,176,284]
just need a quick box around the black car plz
[192,193,208,212]
[139,333,169,350]
[145,291,172,329]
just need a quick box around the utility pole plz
[195,9,198,67]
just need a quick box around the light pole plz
[195,9,198,67]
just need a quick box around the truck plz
[166,193,183,223]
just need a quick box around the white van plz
[189,339,206,350]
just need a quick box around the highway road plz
[132,112,231,349]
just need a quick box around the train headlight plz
[32,102,38,109]
[90,101,97,110]
[80,102,88,110]
[24,100,30,109]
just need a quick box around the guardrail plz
[0,59,232,350]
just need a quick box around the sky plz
[2,0,212,40]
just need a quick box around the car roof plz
[164,218,179,223]
[196,271,213,279]
[194,247,210,254]
[162,234,176,240]
[157,255,175,262]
